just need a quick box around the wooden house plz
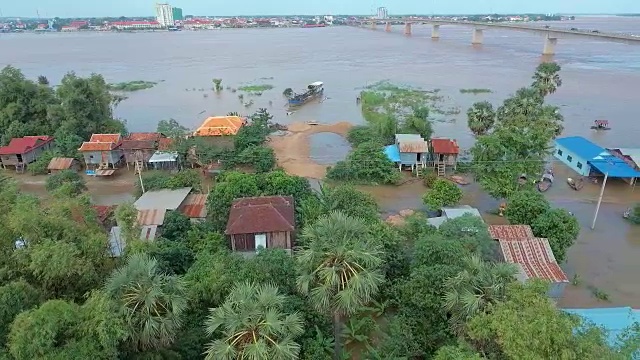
[430,138,460,176]
[395,134,429,171]
[47,157,81,173]
[78,134,124,169]
[0,136,54,170]
[120,132,165,170]
[225,196,295,254]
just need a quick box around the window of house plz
[577,162,583,169]
[567,155,573,162]
[557,149,563,156]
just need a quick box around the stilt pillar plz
[472,27,484,44]
[385,22,391,32]
[431,24,440,39]
[543,35,558,55]
[404,22,412,35]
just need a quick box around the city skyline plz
[2,0,640,18]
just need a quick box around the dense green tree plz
[505,189,551,225]
[433,345,484,360]
[422,179,463,211]
[467,101,496,136]
[157,118,190,139]
[105,254,187,352]
[346,125,384,147]
[531,208,580,262]
[45,169,87,196]
[327,141,402,184]
[443,255,517,334]
[204,282,303,360]
[297,212,384,359]
[438,214,498,260]
[466,281,631,359]
[161,211,192,242]
[532,62,563,96]
[0,280,41,345]
[299,184,380,227]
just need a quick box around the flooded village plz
[2,16,640,358]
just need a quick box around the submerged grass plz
[460,88,492,94]
[238,84,275,92]
[108,80,157,91]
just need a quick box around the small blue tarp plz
[384,144,401,163]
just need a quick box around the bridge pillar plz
[404,22,412,35]
[385,22,391,32]
[472,27,484,44]
[371,21,377,30]
[431,24,441,39]
[543,36,558,55]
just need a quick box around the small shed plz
[225,196,295,253]
[78,134,124,169]
[0,135,54,170]
[395,134,429,170]
[430,138,460,174]
[498,237,569,299]
[148,151,180,170]
[47,157,81,173]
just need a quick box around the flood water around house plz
[308,132,351,165]
[3,16,640,307]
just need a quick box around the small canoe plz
[537,180,552,192]
[590,126,611,130]
[567,177,584,191]
[307,121,319,125]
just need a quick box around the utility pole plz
[591,172,608,230]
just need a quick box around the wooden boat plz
[536,172,554,192]
[567,177,584,191]
[590,119,611,130]
[306,121,319,125]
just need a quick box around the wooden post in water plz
[591,172,608,230]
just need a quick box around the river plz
[2,16,640,307]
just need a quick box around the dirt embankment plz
[268,121,353,179]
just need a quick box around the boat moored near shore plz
[288,81,324,106]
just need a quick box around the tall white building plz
[155,3,174,27]
[376,7,388,20]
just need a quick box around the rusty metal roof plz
[395,134,428,153]
[136,209,167,226]
[47,157,77,170]
[487,225,534,241]
[431,138,460,155]
[225,196,295,235]
[179,193,208,218]
[499,237,568,283]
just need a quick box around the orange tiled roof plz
[499,237,569,283]
[194,116,245,136]
[488,225,535,241]
[78,134,122,152]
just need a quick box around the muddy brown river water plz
[3,15,640,307]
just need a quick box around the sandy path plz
[268,121,353,179]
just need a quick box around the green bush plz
[422,171,437,188]
[45,170,87,196]
[422,179,463,211]
[326,142,401,185]
[347,126,383,147]
[237,146,276,173]
[28,151,57,175]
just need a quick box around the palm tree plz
[532,62,562,96]
[443,254,517,334]
[204,282,303,360]
[467,101,496,136]
[296,211,385,359]
[105,253,187,351]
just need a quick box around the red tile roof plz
[47,157,78,170]
[431,138,460,155]
[78,134,122,152]
[179,193,208,218]
[91,205,116,224]
[0,136,54,155]
[120,140,157,150]
[226,196,295,235]
[488,225,535,241]
[499,237,569,283]
[126,132,163,141]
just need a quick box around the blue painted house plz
[554,137,640,184]
[394,134,429,170]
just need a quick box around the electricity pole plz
[591,172,608,229]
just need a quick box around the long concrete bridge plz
[351,18,640,55]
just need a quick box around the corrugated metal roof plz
[610,148,640,167]
[149,151,178,163]
[140,225,158,241]
[431,138,460,155]
[442,206,482,220]
[126,132,163,141]
[395,133,428,153]
[487,225,534,241]
[179,193,208,218]
[137,209,167,226]
[0,136,54,155]
[47,157,77,170]
[555,136,608,160]
[134,187,192,210]
[120,140,156,150]
[499,237,568,283]
[226,196,295,235]
[564,307,640,348]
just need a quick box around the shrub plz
[422,179,463,211]
[326,142,401,185]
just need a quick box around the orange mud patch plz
[268,121,353,179]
